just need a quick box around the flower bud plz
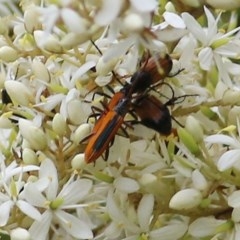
[61,8,88,34]
[232,207,240,222]
[0,18,8,35]
[123,13,144,33]
[200,106,218,120]
[0,114,14,128]
[72,123,91,144]
[71,153,86,169]
[177,127,200,155]
[169,188,202,210]
[139,173,157,187]
[113,177,139,193]
[34,30,62,53]
[185,116,204,143]
[19,33,36,51]
[96,56,118,76]
[67,99,85,125]
[24,7,41,33]
[0,46,18,62]
[228,190,240,208]
[4,81,34,106]
[19,119,47,150]
[60,32,90,50]
[32,60,50,82]
[222,89,240,105]
[206,0,240,10]
[22,148,38,165]
[0,71,6,88]
[192,169,208,191]
[180,0,202,7]
[52,113,67,136]
[10,227,31,240]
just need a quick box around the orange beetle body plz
[84,86,131,163]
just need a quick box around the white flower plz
[205,133,240,171]
[0,153,39,186]
[182,6,240,85]
[153,11,187,42]
[22,158,93,240]
[0,158,40,226]
[104,190,188,240]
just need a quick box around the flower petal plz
[94,0,122,26]
[0,200,13,226]
[58,179,92,205]
[29,211,52,240]
[198,47,213,71]
[55,210,93,239]
[163,12,186,29]
[130,0,157,12]
[205,134,239,147]
[181,12,206,45]
[22,183,46,207]
[113,177,139,193]
[188,217,225,237]
[228,190,240,208]
[17,200,42,221]
[150,219,188,240]
[217,149,240,171]
[39,158,58,200]
[137,194,154,231]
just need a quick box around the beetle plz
[84,84,132,163]
[133,94,172,135]
[84,43,184,163]
[130,54,173,93]
[132,90,198,135]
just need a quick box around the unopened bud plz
[71,153,86,170]
[11,227,31,240]
[185,116,204,143]
[4,81,34,106]
[0,46,18,62]
[52,113,67,136]
[22,148,38,165]
[72,123,91,144]
[32,60,50,82]
[123,13,144,33]
[206,0,240,10]
[177,127,200,155]
[24,7,41,33]
[169,188,202,210]
[19,119,47,150]
[34,30,62,53]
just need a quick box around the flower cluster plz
[0,0,240,239]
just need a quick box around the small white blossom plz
[0,157,40,226]
[182,6,240,85]
[22,158,93,240]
